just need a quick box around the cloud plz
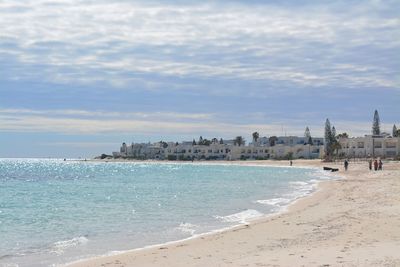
[0,108,396,138]
[0,0,399,91]
[40,142,121,148]
[0,108,213,121]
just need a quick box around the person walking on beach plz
[379,159,383,170]
[290,160,293,166]
[374,159,378,171]
[344,159,349,171]
[368,159,372,170]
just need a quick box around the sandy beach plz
[67,159,400,267]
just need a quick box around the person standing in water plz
[379,159,383,170]
[368,159,372,170]
[344,159,349,171]
[374,159,378,171]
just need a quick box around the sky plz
[0,0,399,158]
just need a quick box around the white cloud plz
[0,0,398,90]
[0,108,213,121]
[0,108,395,138]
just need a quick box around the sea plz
[0,158,333,267]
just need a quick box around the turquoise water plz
[0,159,330,267]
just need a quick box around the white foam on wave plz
[51,236,88,255]
[286,179,316,200]
[289,181,308,186]
[175,222,199,235]
[255,197,291,206]
[256,177,323,212]
[215,209,264,223]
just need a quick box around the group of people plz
[369,158,383,171]
[343,158,383,171]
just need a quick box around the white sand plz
[68,160,400,267]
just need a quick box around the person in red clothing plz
[373,159,378,171]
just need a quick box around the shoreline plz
[64,159,337,266]
[64,162,333,266]
[66,159,400,267]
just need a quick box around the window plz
[374,141,382,148]
[357,142,364,148]
[386,151,396,156]
[386,142,396,148]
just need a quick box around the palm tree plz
[234,136,244,146]
[269,136,278,147]
[252,132,259,143]
[337,132,349,139]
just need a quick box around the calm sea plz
[0,158,332,267]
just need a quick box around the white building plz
[113,136,324,160]
[338,135,400,159]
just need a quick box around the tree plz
[198,136,203,145]
[331,126,336,139]
[324,119,334,158]
[202,139,211,146]
[234,136,244,146]
[211,138,218,144]
[192,139,197,145]
[252,132,259,143]
[337,132,349,139]
[160,141,168,148]
[285,152,294,160]
[219,138,224,144]
[304,127,311,139]
[304,126,313,145]
[372,110,381,135]
[269,136,278,147]
[393,124,398,137]
[331,142,342,158]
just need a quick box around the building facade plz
[337,135,400,159]
[113,136,325,160]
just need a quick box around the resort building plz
[337,134,400,159]
[113,136,324,160]
[111,111,399,160]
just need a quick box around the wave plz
[215,209,264,223]
[289,181,308,186]
[51,236,88,255]
[174,223,199,235]
[255,197,291,206]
